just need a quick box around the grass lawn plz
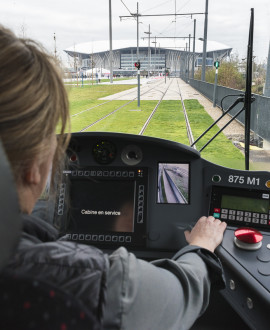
[78,101,157,134]
[143,100,190,145]
[67,84,137,116]
[65,77,134,85]
[184,99,245,169]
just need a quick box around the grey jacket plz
[7,214,224,330]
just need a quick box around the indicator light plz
[70,154,77,162]
[214,61,220,68]
[212,175,221,183]
[265,180,270,188]
[134,62,141,69]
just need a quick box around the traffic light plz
[134,61,141,70]
[214,61,220,69]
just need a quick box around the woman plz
[0,25,227,330]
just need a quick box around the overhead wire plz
[120,0,133,15]
[176,0,193,13]
[135,0,199,50]
[143,0,173,14]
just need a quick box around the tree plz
[195,61,245,90]
[194,57,266,95]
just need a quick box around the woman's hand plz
[184,216,227,253]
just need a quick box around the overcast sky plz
[0,0,269,65]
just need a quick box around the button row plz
[137,185,145,223]
[57,183,66,215]
[221,209,268,219]
[71,170,135,178]
[66,233,132,243]
[220,213,268,225]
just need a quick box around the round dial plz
[92,140,116,164]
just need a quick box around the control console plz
[47,132,270,329]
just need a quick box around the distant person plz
[0,25,227,330]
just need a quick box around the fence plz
[181,76,270,147]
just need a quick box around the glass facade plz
[120,51,166,71]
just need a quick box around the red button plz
[214,208,220,213]
[234,227,263,244]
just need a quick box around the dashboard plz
[53,132,270,252]
[47,132,270,329]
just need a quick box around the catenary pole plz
[201,0,208,81]
[192,19,196,79]
[109,0,113,84]
[136,2,140,107]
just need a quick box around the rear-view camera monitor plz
[157,163,189,204]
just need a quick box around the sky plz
[0,0,269,66]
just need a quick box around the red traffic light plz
[134,62,140,69]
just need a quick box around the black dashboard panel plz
[54,132,205,256]
[53,132,270,255]
[50,132,270,329]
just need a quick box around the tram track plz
[79,79,166,132]
[176,80,196,150]
[77,77,196,148]
[72,79,164,118]
[139,78,196,150]
[139,79,173,135]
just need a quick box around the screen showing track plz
[157,163,189,204]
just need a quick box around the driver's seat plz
[0,140,100,330]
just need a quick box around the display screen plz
[221,195,269,213]
[157,163,189,204]
[69,179,135,233]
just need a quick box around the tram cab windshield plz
[1,1,270,329]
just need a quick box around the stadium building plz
[64,39,232,77]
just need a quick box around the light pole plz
[144,24,152,78]
[192,19,196,79]
[187,34,191,81]
[109,0,113,83]
[152,36,157,75]
[213,60,219,107]
[201,0,208,81]
[133,2,140,107]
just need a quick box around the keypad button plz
[252,218,259,224]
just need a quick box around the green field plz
[67,84,245,169]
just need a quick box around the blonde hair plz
[0,26,70,184]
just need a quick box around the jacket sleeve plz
[102,246,220,330]
[9,238,108,322]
